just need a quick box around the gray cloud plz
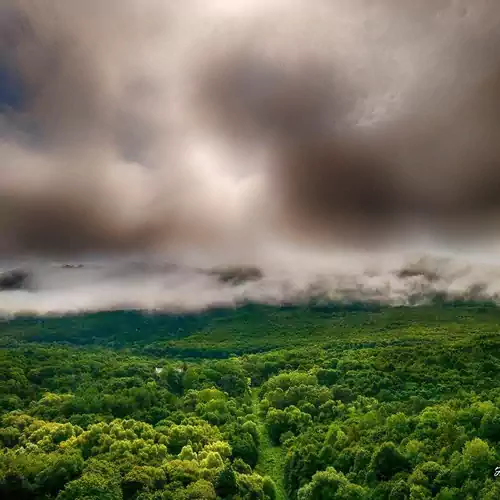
[3,250,500,317]
[2,0,500,260]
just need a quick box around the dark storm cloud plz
[2,1,500,258]
[191,0,500,246]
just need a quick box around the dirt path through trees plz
[252,388,288,500]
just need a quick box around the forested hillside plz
[1,302,500,499]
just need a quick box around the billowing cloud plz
[2,0,500,260]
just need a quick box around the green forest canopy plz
[1,301,500,499]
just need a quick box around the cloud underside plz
[1,1,500,259]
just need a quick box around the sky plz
[2,1,500,315]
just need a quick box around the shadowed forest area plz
[2,302,500,499]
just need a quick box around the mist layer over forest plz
[1,251,500,316]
